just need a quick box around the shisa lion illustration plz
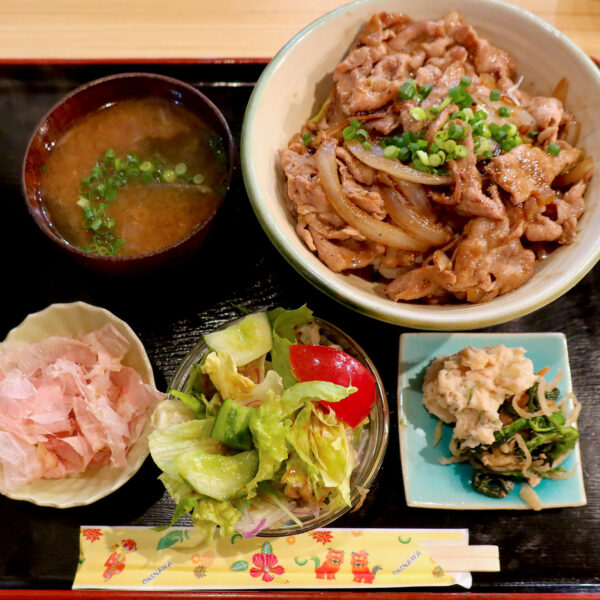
[295,548,345,580]
[350,550,382,583]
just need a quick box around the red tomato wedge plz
[288,344,377,428]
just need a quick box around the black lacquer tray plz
[0,63,599,594]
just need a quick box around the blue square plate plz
[398,332,586,509]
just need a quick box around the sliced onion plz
[381,185,452,247]
[562,115,581,147]
[554,156,593,188]
[565,396,581,427]
[512,393,545,419]
[315,139,430,251]
[392,178,436,219]
[514,432,533,476]
[519,483,543,510]
[438,455,466,465]
[433,250,452,271]
[552,76,569,104]
[504,75,524,106]
[536,378,553,417]
[557,391,576,415]
[544,466,577,480]
[472,93,535,129]
[547,369,564,391]
[346,139,452,185]
[308,90,334,124]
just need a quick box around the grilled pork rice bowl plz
[241,0,600,329]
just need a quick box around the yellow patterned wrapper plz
[73,527,462,590]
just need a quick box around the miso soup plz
[40,97,229,256]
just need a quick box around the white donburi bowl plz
[3,302,159,508]
[241,0,600,330]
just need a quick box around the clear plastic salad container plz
[167,314,389,537]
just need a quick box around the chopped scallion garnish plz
[442,139,457,153]
[383,145,400,159]
[410,107,427,121]
[434,129,449,145]
[416,150,430,165]
[398,79,417,100]
[489,89,501,101]
[448,123,464,139]
[547,142,562,156]
[76,148,211,256]
[343,119,366,142]
[418,83,433,99]
[454,144,468,158]
[302,133,313,146]
[162,169,176,183]
[429,153,443,167]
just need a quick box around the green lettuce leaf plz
[268,305,314,341]
[310,407,354,504]
[184,358,215,398]
[191,498,242,542]
[204,392,223,417]
[201,350,283,405]
[279,452,316,506]
[271,336,298,389]
[281,381,357,416]
[159,472,195,504]
[286,403,319,480]
[151,398,196,430]
[286,402,355,507]
[148,418,224,479]
[169,390,206,418]
[268,306,314,388]
[246,394,290,497]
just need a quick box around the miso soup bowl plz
[241,0,600,330]
[23,72,234,274]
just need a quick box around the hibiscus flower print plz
[121,539,137,552]
[249,552,285,582]
[82,528,103,543]
[310,530,333,545]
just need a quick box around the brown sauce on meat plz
[40,98,227,256]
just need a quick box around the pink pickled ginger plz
[0,324,164,494]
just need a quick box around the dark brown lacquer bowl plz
[22,72,234,274]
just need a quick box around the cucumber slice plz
[211,397,254,450]
[204,312,272,366]
[175,448,258,501]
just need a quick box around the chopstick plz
[423,544,500,572]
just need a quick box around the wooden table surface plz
[1,0,599,61]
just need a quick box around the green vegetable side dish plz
[423,345,581,507]
[149,306,380,540]
[467,381,579,499]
